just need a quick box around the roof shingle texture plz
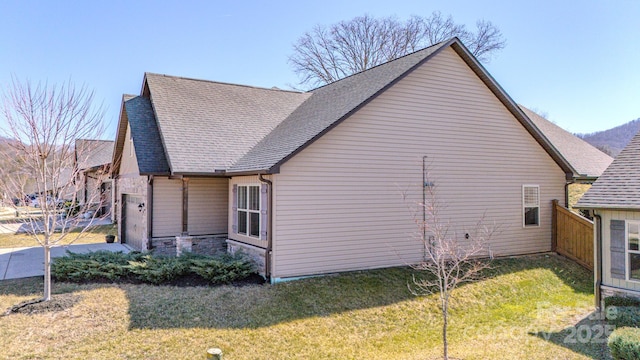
[75,139,114,170]
[577,129,640,209]
[520,106,613,179]
[228,41,446,173]
[125,96,170,174]
[145,73,310,174]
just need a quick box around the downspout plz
[259,174,273,280]
[422,156,428,261]
[147,175,154,250]
[565,179,575,209]
[594,211,603,311]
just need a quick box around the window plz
[627,221,640,281]
[237,185,260,238]
[523,185,540,227]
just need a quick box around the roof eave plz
[575,204,640,211]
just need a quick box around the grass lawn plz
[0,254,606,359]
[0,224,117,248]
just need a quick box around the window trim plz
[522,185,540,228]
[625,220,640,283]
[236,184,261,238]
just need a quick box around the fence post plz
[551,199,558,252]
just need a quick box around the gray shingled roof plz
[145,73,310,174]
[577,129,640,209]
[520,106,613,180]
[228,41,448,173]
[125,96,170,175]
[75,139,114,170]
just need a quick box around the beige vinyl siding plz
[271,47,566,279]
[228,176,268,249]
[152,177,182,237]
[187,178,228,235]
[598,209,640,292]
[120,123,140,177]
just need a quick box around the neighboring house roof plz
[520,106,613,181]
[576,129,640,210]
[113,37,578,179]
[75,139,114,171]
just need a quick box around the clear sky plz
[1,0,638,139]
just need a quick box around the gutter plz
[258,174,273,280]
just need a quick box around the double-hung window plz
[523,185,540,227]
[627,221,640,282]
[237,185,261,238]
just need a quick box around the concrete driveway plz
[0,243,131,280]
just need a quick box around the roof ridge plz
[144,72,305,94]
[309,39,453,92]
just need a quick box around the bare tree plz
[0,77,107,302]
[403,169,495,360]
[290,12,506,87]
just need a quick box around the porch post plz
[182,177,189,235]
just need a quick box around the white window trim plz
[522,185,540,228]
[626,220,640,283]
[237,184,261,238]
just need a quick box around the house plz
[520,106,613,184]
[576,129,640,307]
[112,37,608,282]
[75,139,114,219]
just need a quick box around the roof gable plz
[520,106,613,180]
[577,129,640,209]
[144,73,310,175]
[229,38,575,177]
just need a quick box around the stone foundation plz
[601,285,640,301]
[150,234,227,257]
[226,239,266,276]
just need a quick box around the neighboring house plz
[75,139,114,219]
[577,129,640,307]
[520,106,613,184]
[112,37,606,282]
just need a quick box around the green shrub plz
[126,255,189,284]
[52,250,256,285]
[52,251,133,281]
[608,306,640,328]
[605,296,640,308]
[189,253,256,284]
[608,327,640,360]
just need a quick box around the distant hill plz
[576,118,640,157]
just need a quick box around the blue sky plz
[1,0,638,138]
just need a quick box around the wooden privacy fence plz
[552,199,594,270]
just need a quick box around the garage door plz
[122,194,146,251]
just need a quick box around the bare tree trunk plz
[43,245,51,301]
[442,297,449,360]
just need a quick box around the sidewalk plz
[0,242,131,280]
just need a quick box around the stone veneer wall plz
[150,235,228,257]
[226,239,266,276]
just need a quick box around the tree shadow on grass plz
[529,312,612,360]
[123,253,593,330]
